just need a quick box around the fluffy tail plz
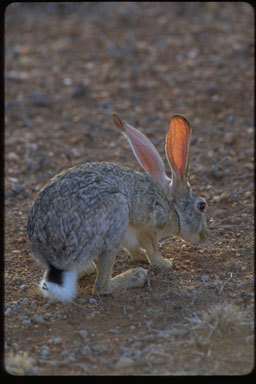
[40,265,77,303]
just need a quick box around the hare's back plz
[27,163,129,268]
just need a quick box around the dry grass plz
[5,351,38,375]
[186,302,254,338]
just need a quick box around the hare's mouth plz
[179,225,209,245]
[199,226,210,243]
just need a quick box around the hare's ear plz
[113,114,168,188]
[165,115,191,189]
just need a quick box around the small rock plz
[89,298,97,305]
[30,92,50,107]
[92,344,108,354]
[71,84,89,98]
[109,328,120,334]
[32,314,44,324]
[63,77,72,86]
[81,345,91,356]
[7,152,19,161]
[61,350,70,358]
[31,302,38,311]
[12,303,22,315]
[21,297,29,306]
[44,312,52,320]
[244,191,252,198]
[224,132,236,145]
[49,337,62,345]
[116,357,135,369]
[201,275,210,282]
[19,316,31,326]
[79,329,88,339]
[244,162,253,170]
[41,346,50,357]
[5,308,12,317]
[20,284,27,291]
[67,354,76,363]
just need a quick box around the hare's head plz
[113,114,209,244]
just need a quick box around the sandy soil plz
[4,2,254,375]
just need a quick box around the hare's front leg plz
[92,250,147,295]
[140,234,173,269]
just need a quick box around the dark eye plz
[197,201,206,212]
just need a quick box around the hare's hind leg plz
[92,201,147,295]
[76,261,97,279]
[93,251,147,295]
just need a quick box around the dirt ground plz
[4,2,254,376]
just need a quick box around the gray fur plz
[27,115,209,301]
[27,162,176,269]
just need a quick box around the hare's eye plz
[197,201,206,212]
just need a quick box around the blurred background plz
[5,0,254,237]
[5,3,253,176]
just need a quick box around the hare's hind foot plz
[93,267,147,295]
[40,267,77,303]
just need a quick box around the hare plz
[27,114,209,302]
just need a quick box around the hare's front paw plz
[153,257,173,269]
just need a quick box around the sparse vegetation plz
[5,351,37,375]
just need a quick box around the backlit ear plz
[165,115,191,184]
[113,114,168,188]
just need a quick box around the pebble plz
[5,308,12,317]
[244,162,253,170]
[67,354,76,363]
[81,345,91,356]
[223,132,236,145]
[41,346,50,358]
[109,328,120,334]
[201,275,210,283]
[92,344,108,354]
[32,314,44,324]
[61,350,70,358]
[116,357,135,369]
[31,302,38,311]
[7,152,19,161]
[44,312,53,320]
[19,315,31,326]
[79,329,88,339]
[49,337,62,345]
[89,298,98,305]
[244,191,252,198]
[21,297,29,306]
[121,346,142,359]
